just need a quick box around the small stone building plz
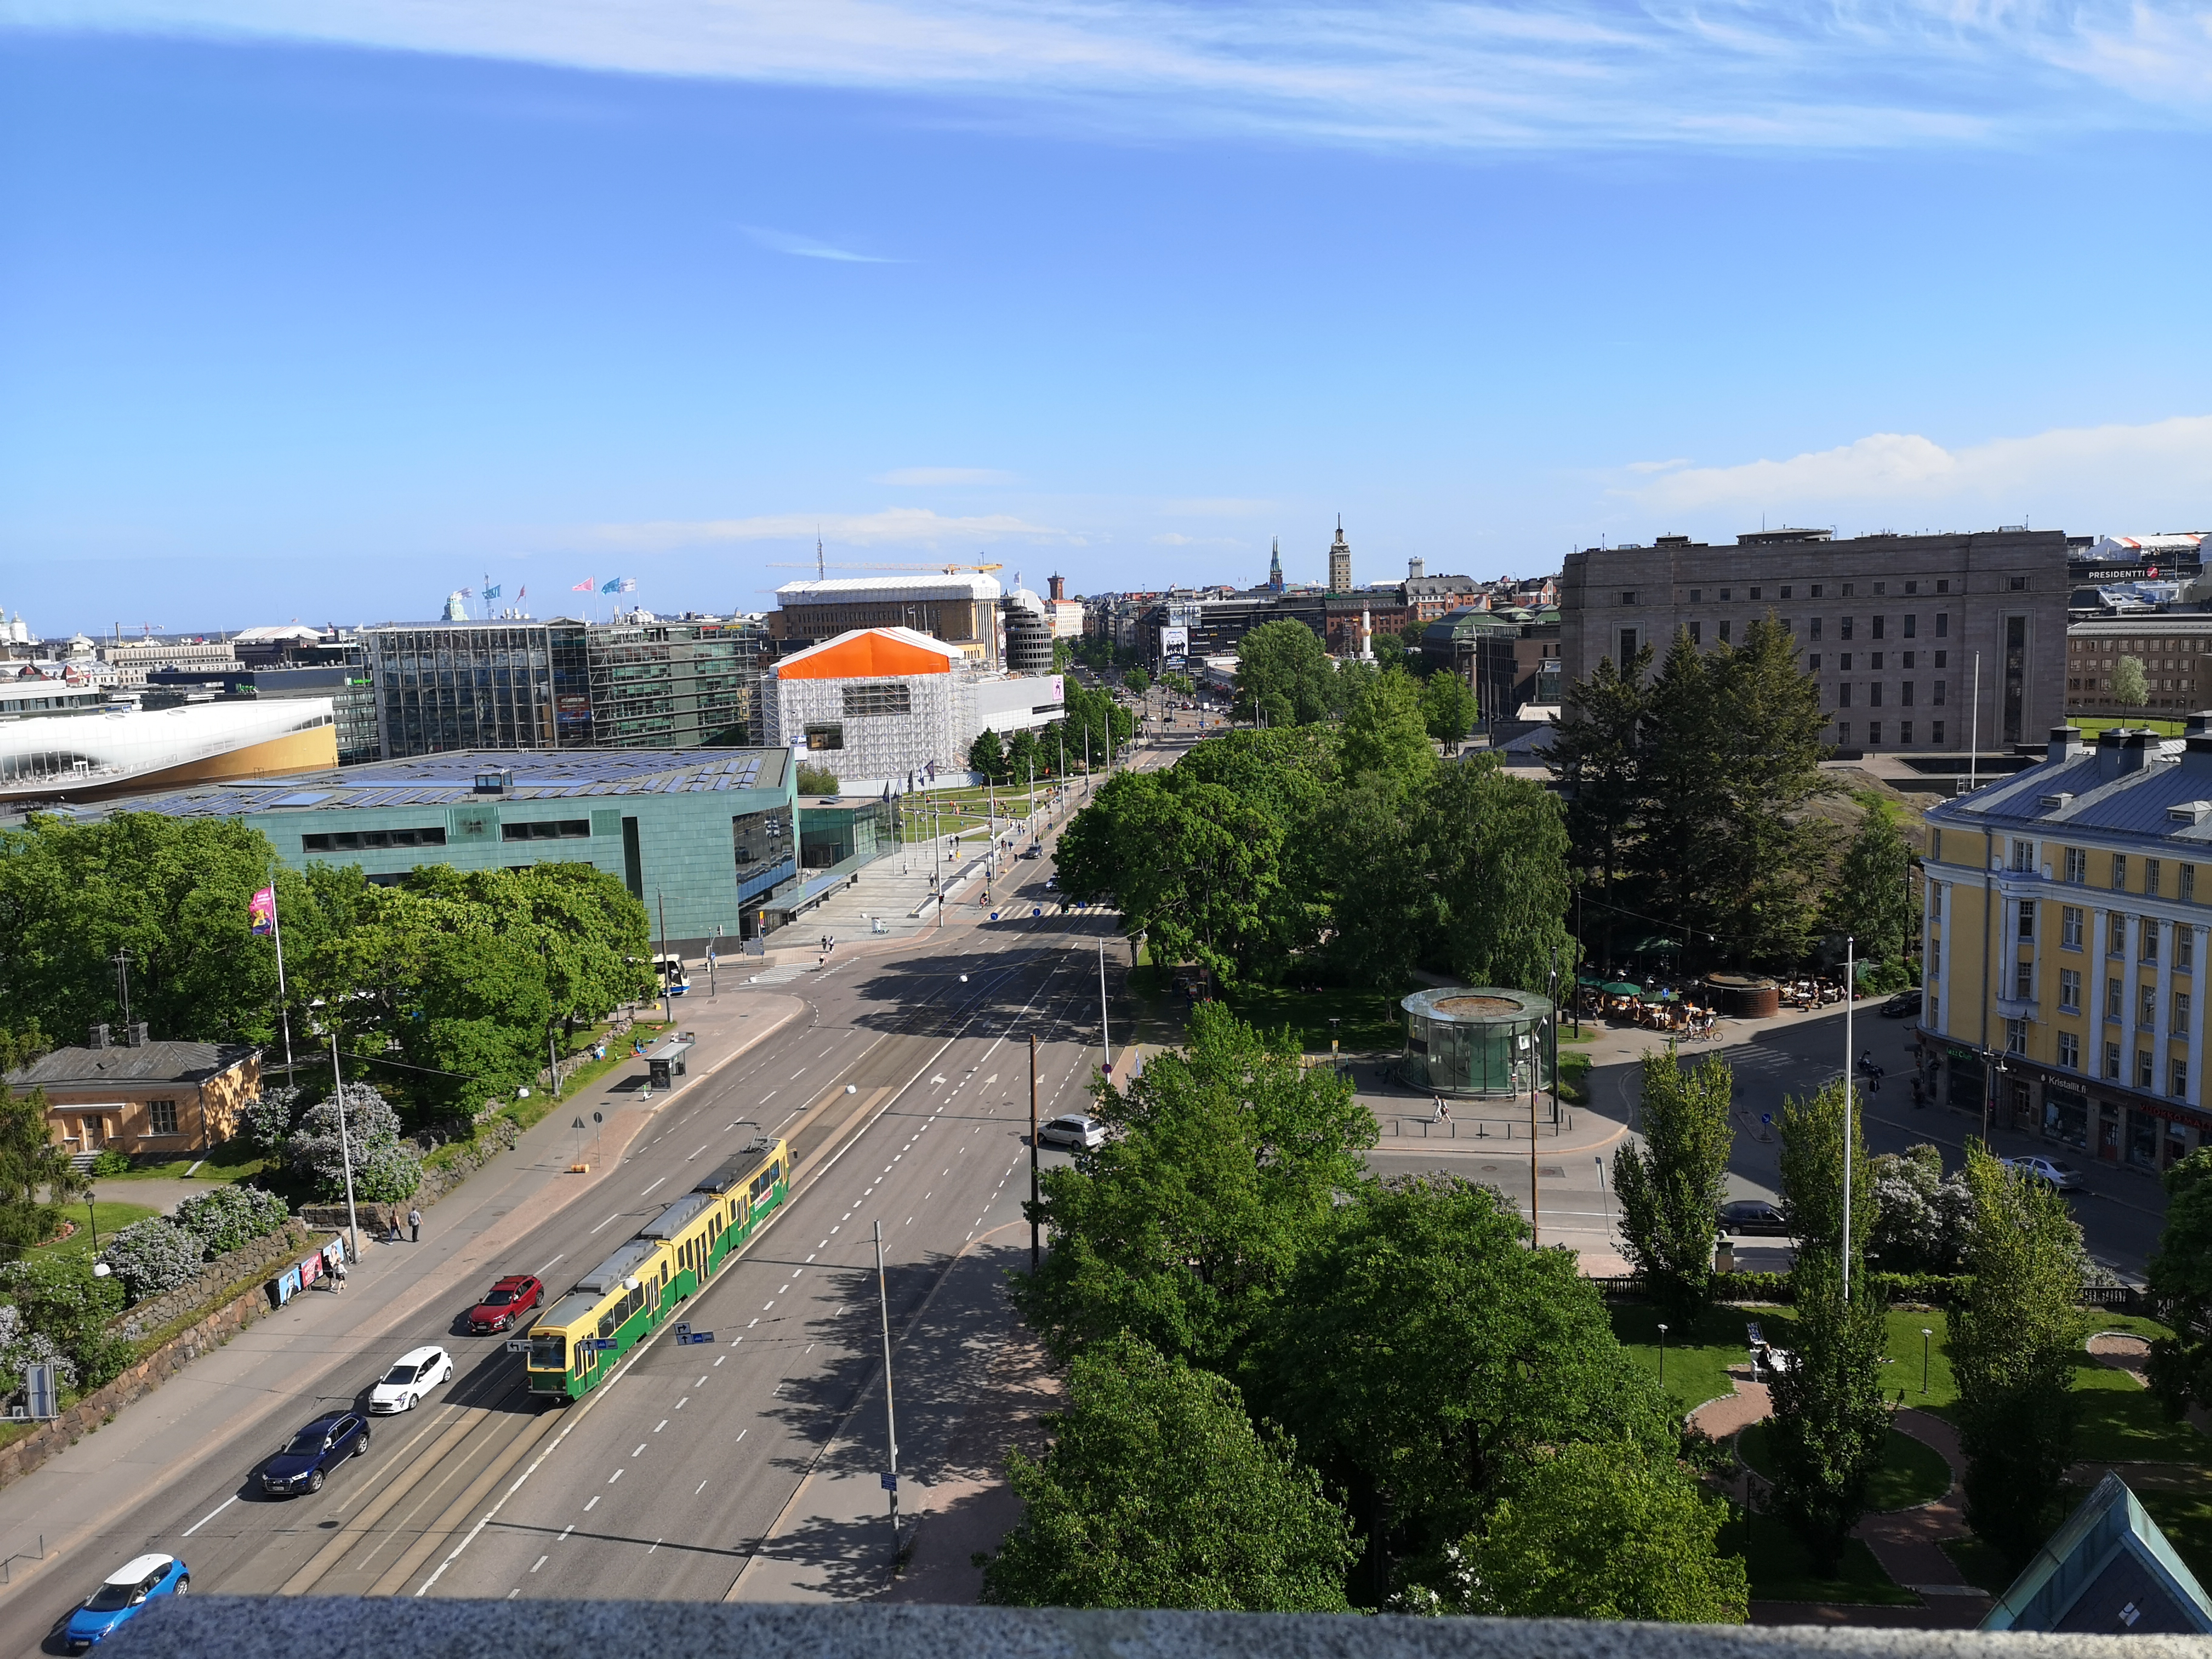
[12,1026,261,1159]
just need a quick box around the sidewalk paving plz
[0,989,804,1605]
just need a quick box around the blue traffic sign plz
[584,1337,617,1353]
[678,1330,716,1346]
[880,1471,898,1491]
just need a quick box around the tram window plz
[598,1312,616,1339]
[530,1334,565,1371]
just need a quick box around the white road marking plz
[181,1496,237,1537]
[654,1420,668,1432]
[686,1144,708,1160]
[735,1429,748,1445]
[633,1443,647,1456]
[790,1069,806,1079]
[531,1555,549,1573]
[534,1254,565,1275]
[696,1479,709,1495]
[589,1212,622,1234]
[715,1355,728,1366]
[585,1496,600,1511]
[677,1398,689,1409]
[609,1468,625,1484]
[641,1177,667,1196]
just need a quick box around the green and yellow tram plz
[525,1134,791,1401]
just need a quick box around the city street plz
[4,843,1125,1650]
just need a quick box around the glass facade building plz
[366,620,765,760]
[1398,987,1554,1098]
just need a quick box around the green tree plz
[0,1251,132,1390]
[794,761,840,795]
[1409,1440,1747,1622]
[1952,1143,2088,1571]
[1232,620,1336,726]
[2110,654,2149,709]
[1547,644,1650,964]
[2148,1148,2212,1417]
[0,1081,84,1254]
[967,727,1008,783]
[1762,1255,1890,1576]
[1052,637,1075,672]
[1006,726,1043,784]
[1428,757,1577,991]
[977,1333,1356,1610]
[1323,671,1440,982]
[1253,1175,1675,1582]
[1867,1143,1972,1274]
[1060,680,1133,771]
[1611,1044,1734,1326]
[1011,1003,1373,1374]
[1826,798,1913,970]
[1420,670,1478,749]
[1340,668,1435,786]
[1123,667,1152,696]
[1776,1077,1876,1267]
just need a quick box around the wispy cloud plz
[581,506,1078,549]
[34,0,2212,150]
[1150,531,1243,546]
[741,224,897,263]
[873,466,1013,486]
[1618,414,2212,520]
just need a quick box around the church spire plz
[1268,537,1283,592]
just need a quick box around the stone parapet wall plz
[111,1219,318,1341]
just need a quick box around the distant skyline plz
[4,7,2211,634]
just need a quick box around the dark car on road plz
[1880,989,1921,1018]
[261,1411,369,1496]
[1719,1199,1788,1236]
[468,1273,544,1333]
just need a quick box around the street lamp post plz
[1921,1326,1933,1395]
[1657,1322,1669,1389]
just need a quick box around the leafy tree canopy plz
[1612,1044,1734,1324]
[2149,1148,2212,1419]
[1011,1003,1373,1374]
[1232,620,1336,726]
[978,1333,1357,1611]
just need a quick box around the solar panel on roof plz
[269,792,333,808]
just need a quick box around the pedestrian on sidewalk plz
[331,1255,347,1292]
[408,1206,422,1243]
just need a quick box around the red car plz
[467,1275,543,1334]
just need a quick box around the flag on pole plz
[484,583,502,600]
[616,578,637,594]
[249,886,277,936]
[518,586,526,600]
[459,586,474,598]
[572,577,594,591]
[600,577,623,594]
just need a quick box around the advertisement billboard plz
[1158,625,1189,655]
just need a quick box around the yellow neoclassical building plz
[1921,723,2212,1173]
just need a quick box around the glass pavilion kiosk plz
[1398,987,1554,1098]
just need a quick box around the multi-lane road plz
[12,836,1130,1649]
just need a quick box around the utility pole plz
[1843,933,1854,1302]
[110,948,132,1034]
[1097,935,1111,1081]
[329,1033,362,1262]
[655,890,672,1024]
[874,1220,900,1563]
[1029,1034,1041,1271]
[1528,1041,1540,1248]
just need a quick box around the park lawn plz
[2068,716,2186,739]
[109,1137,268,1184]
[2135,1483,2212,1588]
[1737,1421,1952,1512]
[33,1200,161,1261]
[1718,1505,1922,1607]
[1217,982,1412,1054]
[1609,1301,1752,1416]
[1938,1533,2016,1596]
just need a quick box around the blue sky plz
[4,2,2212,633]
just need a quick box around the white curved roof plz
[0,699,335,800]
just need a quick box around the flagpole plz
[264,875,296,1081]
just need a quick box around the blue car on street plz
[63,1554,187,1651]
[260,1410,370,1496]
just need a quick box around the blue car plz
[260,1410,370,1496]
[64,1553,187,1651]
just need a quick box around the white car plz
[2001,1155,2085,1192]
[1037,1114,1108,1150]
[369,1345,454,1414]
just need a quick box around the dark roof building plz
[1982,1472,2212,1633]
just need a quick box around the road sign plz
[572,1117,585,1130]
[505,1338,530,1353]
[584,1337,617,1353]
[675,1322,690,1339]
[678,1330,715,1346]
[880,1471,898,1491]
[1761,1113,1773,1125]
[593,1111,603,1123]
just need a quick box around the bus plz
[653,953,691,997]
[524,1135,791,1401]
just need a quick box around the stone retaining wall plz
[111,1221,319,1342]
[0,1232,338,1493]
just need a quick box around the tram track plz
[240,927,1098,1604]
